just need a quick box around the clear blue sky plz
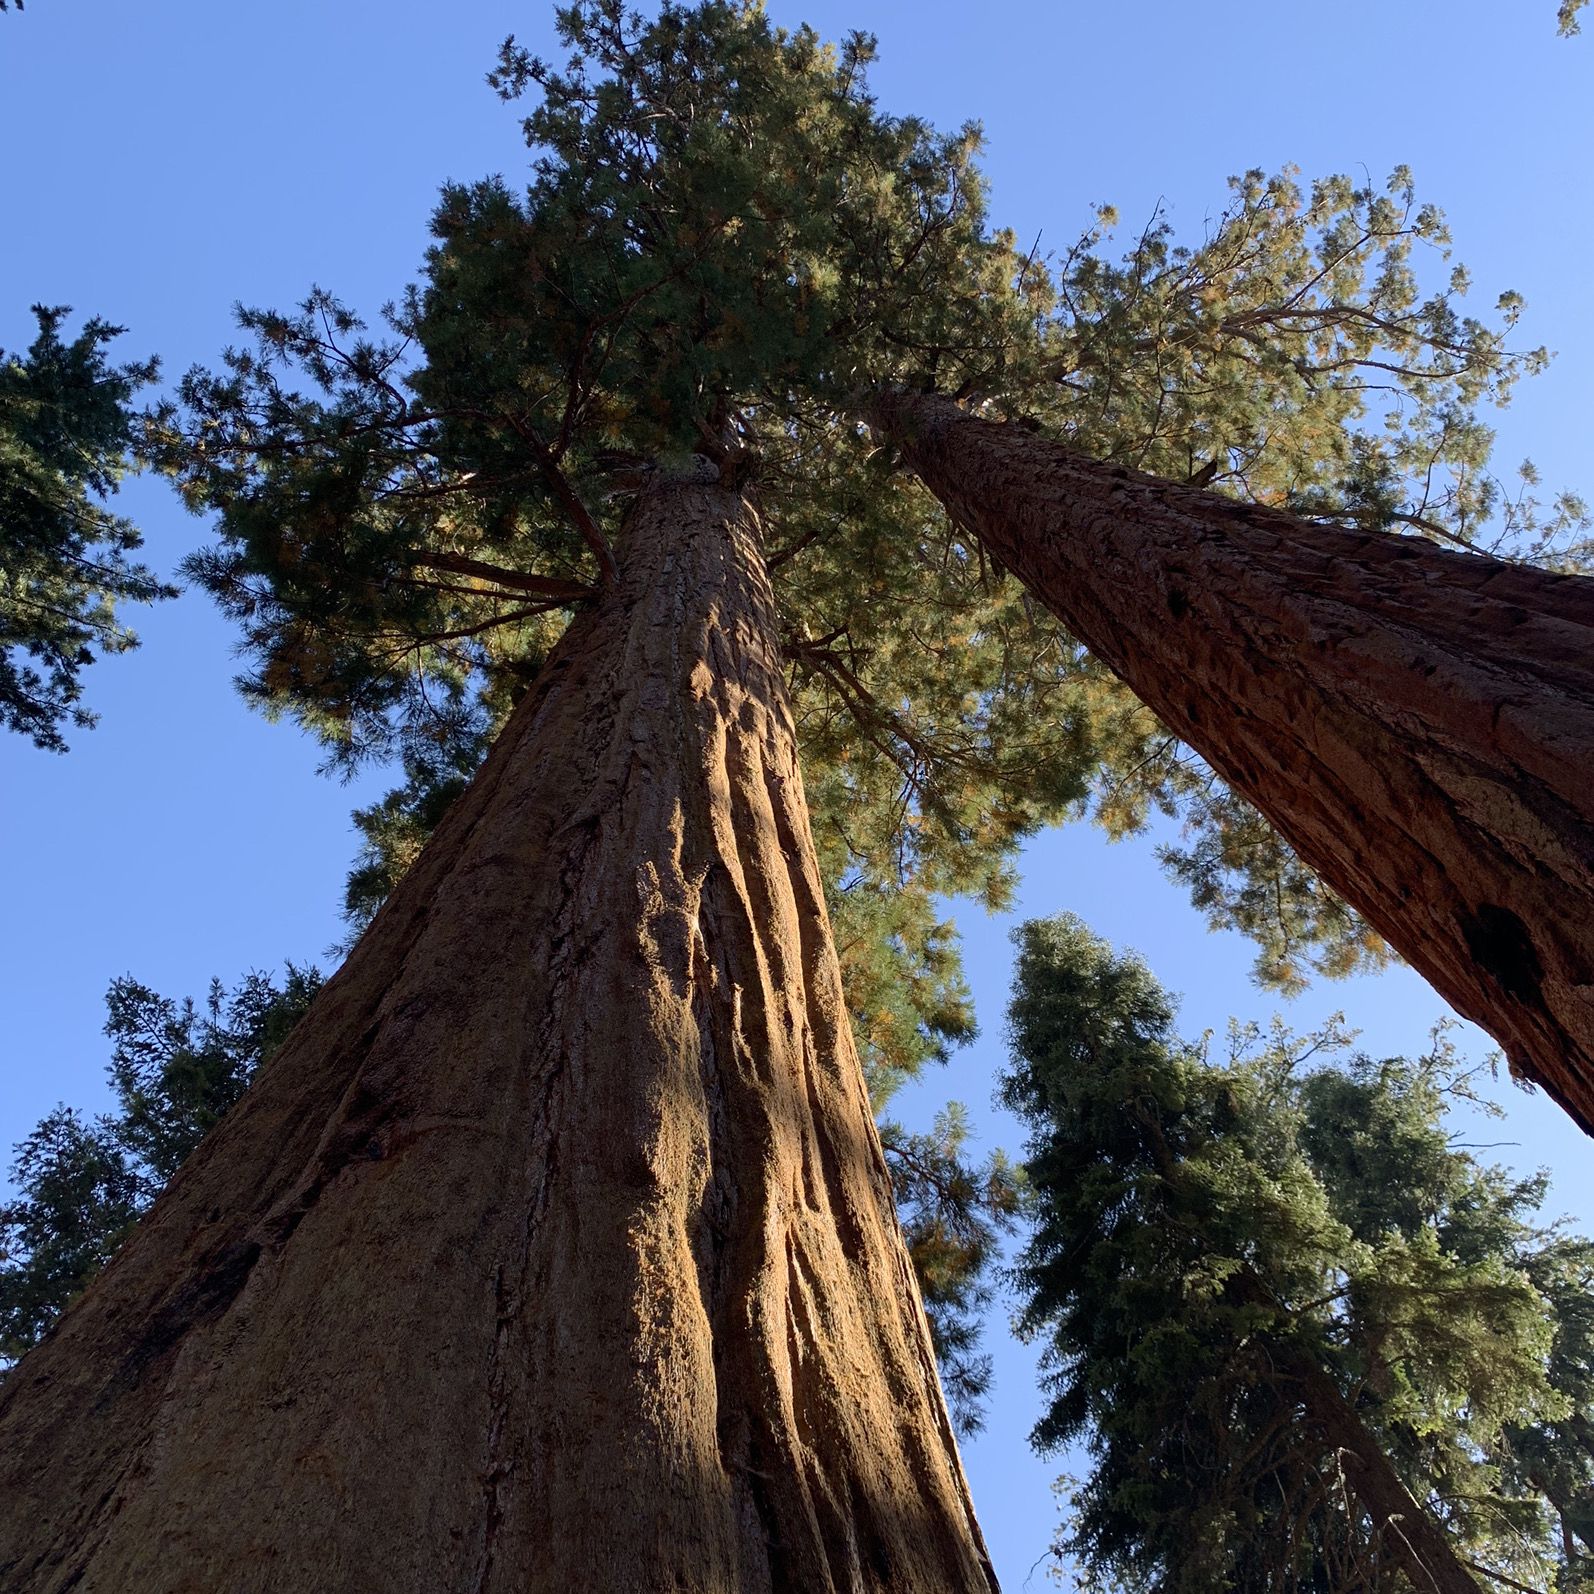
[2,3,1590,1586]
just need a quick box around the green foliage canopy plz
[1003,914,1593,1594]
[880,1103,1023,1436]
[155,0,1571,1054]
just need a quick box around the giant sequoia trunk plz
[0,476,996,1593]
[872,390,1594,1136]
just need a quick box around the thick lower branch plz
[404,549,595,602]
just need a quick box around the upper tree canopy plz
[1,307,170,750]
[155,0,1573,1049]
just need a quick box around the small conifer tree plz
[1005,914,1594,1594]
[0,968,321,1366]
[0,308,170,750]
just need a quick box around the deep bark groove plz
[873,390,1594,1134]
[0,479,996,1593]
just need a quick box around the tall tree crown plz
[155,0,1570,1057]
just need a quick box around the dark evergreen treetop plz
[1,307,171,750]
[1003,913,1593,1594]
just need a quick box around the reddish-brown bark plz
[872,389,1594,1136]
[0,476,996,1593]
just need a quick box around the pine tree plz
[1003,914,1592,1594]
[881,1104,1022,1438]
[0,4,1568,1586]
[0,307,171,750]
[0,967,321,1365]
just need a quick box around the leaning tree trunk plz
[872,390,1594,1137]
[1264,1325,1481,1594]
[0,475,997,1593]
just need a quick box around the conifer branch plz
[380,605,565,648]
[540,457,620,587]
[1460,1558,1547,1594]
[403,551,595,604]
[494,413,620,587]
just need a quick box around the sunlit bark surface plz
[0,476,996,1594]
[875,390,1594,1137]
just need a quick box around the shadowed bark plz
[1282,1348,1482,1594]
[871,389,1594,1137]
[0,475,997,1593]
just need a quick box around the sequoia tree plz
[0,3,1567,1588]
[871,390,1594,1135]
[0,10,1049,1587]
